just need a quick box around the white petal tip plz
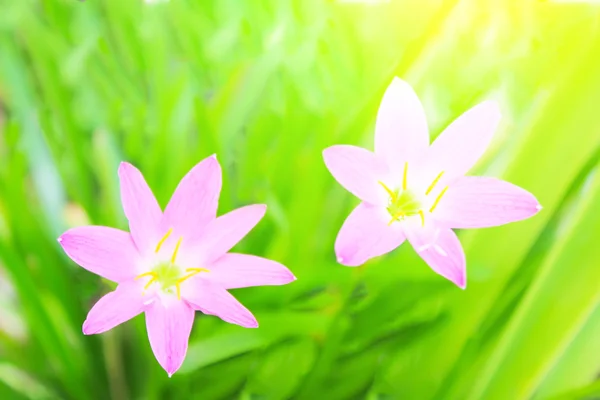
[478,100,502,119]
[118,161,132,171]
[57,237,63,243]
[210,153,217,159]
[390,76,407,86]
[82,324,92,335]
[535,204,543,211]
[481,99,500,108]
[167,373,173,378]
[322,145,342,162]
[337,257,358,267]
[452,276,467,290]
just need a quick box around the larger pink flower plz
[323,78,540,289]
[58,155,295,376]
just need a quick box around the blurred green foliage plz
[0,0,599,399]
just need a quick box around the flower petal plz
[323,145,389,206]
[82,280,145,335]
[58,226,141,282]
[404,222,466,289]
[145,300,195,377]
[207,253,296,289]
[421,101,501,185]
[194,204,266,264]
[335,202,406,267]
[163,155,222,240]
[374,77,429,175]
[434,177,541,229]
[183,279,258,328]
[118,162,163,255]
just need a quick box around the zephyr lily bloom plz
[323,78,541,289]
[58,155,295,376]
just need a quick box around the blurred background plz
[0,0,599,399]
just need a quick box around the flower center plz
[135,229,209,300]
[379,162,449,226]
[388,187,422,217]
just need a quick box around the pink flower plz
[323,78,541,289]
[58,155,295,376]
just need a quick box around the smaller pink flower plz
[58,155,295,376]
[323,78,541,288]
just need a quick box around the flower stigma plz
[135,229,209,300]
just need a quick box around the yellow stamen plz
[135,271,159,290]
[186,268,210,273]
[176,272,203,283]
[174,268,210,300]
[388,211,404,226]
[171,237,183,264]
[403,162,408,191]
[429,186,449,213]
[378,181,397,202]
[144,277,157,290]
[155,228,173,253]
[426,171,445,195]
[135,271,157,281]
[419,210,425,226]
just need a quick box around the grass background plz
[0,0,599,399]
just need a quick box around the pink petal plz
[82,280,145,335]
[404,222,466,289]
[207,253,296,289]
[422,101,501,185]
[323,145,388,206]
[196,204,266,264]
[163,155,222,241]
[434,177,541,229]
[335,202,406,267]
[118,162,163,255]
[58,226,141,282]
[375,77,429,175]
[183,279,258,328]
[145,300,195,377]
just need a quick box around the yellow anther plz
[135,271,157,280]
[176,282,182,300]
[171,237,183,264]
[425,171,445,195]
[388,211,405,226]
[176,273,198,283]
[378,181,397,202]
[419,210,425,226]
[174,268,210,300]
[186,268,210,273]
[429,186,449,213]
[144,277,157,290]
[135,271,159,290]
[155,228,173,253]
[403,162,408,191]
